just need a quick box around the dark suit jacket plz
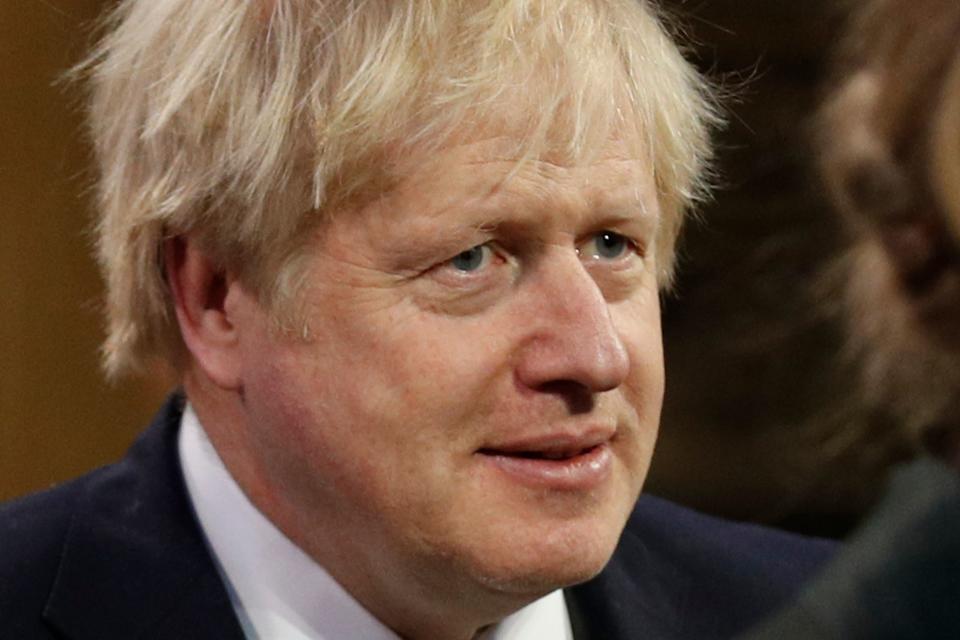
[0,396,833,639]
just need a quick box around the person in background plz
[0,2,832,638]
[744,0,960,636]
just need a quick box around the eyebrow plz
[445,201,659,253]
[483,176,658,223]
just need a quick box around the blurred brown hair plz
[818,0,960,461]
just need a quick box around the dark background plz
[1,0,904,538]
[648,0,914,537]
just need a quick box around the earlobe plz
[164,236,244,390]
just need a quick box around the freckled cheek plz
[390,335,506,411]
[332,315,513,444]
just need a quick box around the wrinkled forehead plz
[382,94,656,186]
[376,131,657,217]
[341,134,662,256]
[436,79,647,163]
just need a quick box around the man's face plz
[232,136,665,611]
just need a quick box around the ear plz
[164,235,244,390]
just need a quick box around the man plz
[0,1,831,638]
[743,0,960,637]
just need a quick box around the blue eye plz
[580,231,631,260]
[450,244,491,272]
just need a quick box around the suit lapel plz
[564,527,671,640]
[563,504,693,640]
[42,395,245,640]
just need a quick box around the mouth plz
[475,432,614,490]
[477,443,602,461]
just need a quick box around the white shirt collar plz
[178,403,573,640]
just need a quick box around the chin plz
[464,510,627,597]
[471,548,615,599]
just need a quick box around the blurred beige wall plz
[0,1,167,501]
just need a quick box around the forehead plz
[382,136,658,224]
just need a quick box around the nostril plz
[536,380,595,414]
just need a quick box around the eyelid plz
[449,243,495,272]
[433,241,508,277]
[576,230,641,261]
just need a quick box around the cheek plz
[343,307,513,425]
[243,304,512,511]
[618,292,665,400]
[612,295,664,479]
[241,345,346,475]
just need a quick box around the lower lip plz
[477,443,613,491]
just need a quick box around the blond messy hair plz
[85,0,717,377]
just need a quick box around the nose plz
[514,255,630,395]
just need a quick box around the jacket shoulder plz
[0,473,100,637]
[627,493,836,583]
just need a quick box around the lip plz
[476,430,615,491]
[480,427,615,455]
